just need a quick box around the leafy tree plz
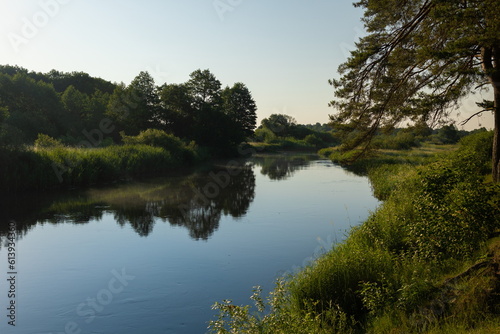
[86,90,111,130]
[329,0,500,181]
[0,73,64,143]
[185,69,227,148]
[46,70,116,94]
[61,85,89,137]
[186,69,223,112]
[106,71,161,136]
[128,71,162,131]
[261,114,297,137]
[159,83,194,138]
[435,124,460,144]
[222,82,257,138]
[0,104,9,146]
[0,66,116,95]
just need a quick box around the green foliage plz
[0,65,116,95]
[290,242,396,318]
[304,133,325,148]
[373,131,421,150]
[106,71,161,136]
[456,129,493,174]
[34,134,64,149]
[222,82,257,138]
[254,114,338,151]
[406,161,498,260]
[260,114,297,137]
[121,129,197,162]
[0,72,64,143]
[329,0,500,181]
[368,164,415,200]
[431,124,461,145]
[254,127,276,143]
[0,65,257,156]
[317,146,337,158]
[211,131,500,332]
[208,278,356,334]
[0,142,205,192]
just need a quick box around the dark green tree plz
[159,83,194,138]
[0,73,64,143]
[0,104,9,146]
[329,0,500,181]
[185,69,227,149]
[106,71,161,136]
[86,90,111,130]
[61,85,89,137]
[222,82,257,139]
[186,69,223,112]
[436,124,460,144]
[261,114,297,137]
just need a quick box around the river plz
[0,153,379,334]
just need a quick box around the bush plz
[121,129,196,162]
[318,146,337,158]
[406,157,498,260]
[373,132,421,150]
[304,133,326,148]
[254,127,277,143]
[34,133,64,149]
[455,130,493,175]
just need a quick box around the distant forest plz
[0,65,257,155]
[0,65,488,156]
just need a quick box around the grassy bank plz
[248,139,319,153]
[0,131,205,192]
[208,131,500,333]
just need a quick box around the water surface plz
[0,154,379,334]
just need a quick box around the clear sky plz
[0,0,493,130]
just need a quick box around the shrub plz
[121,129,196,162]
[254,127,277,143]
[304,133,326,148]
[407,159,498,260]
[34,133,64,149]
[373,132,421,150]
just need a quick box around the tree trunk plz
[483,45,500,182]
[493,83,500,183]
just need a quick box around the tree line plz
[0,65,257,156]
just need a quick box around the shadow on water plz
[0,154,322,244]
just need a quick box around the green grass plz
[0,143,202,192]
[209,131,500,333]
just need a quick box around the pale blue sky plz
[0,0,493,129]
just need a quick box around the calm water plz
[0,154,379,334]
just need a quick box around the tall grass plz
[209,131,500,333]
[0,142,201,192]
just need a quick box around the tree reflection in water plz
[0,155,319,243]
[0,161,256,241]
[251,154,317,180]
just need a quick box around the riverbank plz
[0,142,204,192]
[208,131,500,334]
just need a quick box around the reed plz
[0,142,201,192]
